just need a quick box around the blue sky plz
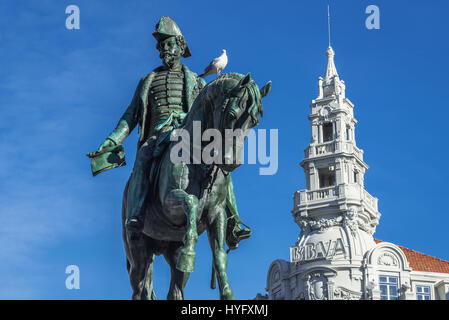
[1,0,448,299]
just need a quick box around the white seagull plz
[199,49,228,78]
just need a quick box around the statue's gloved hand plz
[87,138,117,158]
[98,138,116,152]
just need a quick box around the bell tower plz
[300,46,369,198]
[261,12,449,300]
[287,46,381,300]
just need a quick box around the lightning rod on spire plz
[328,4,331,47]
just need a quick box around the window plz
[323,122,333,142]
[346,125,351,141]
[379,276,399,300]
[416,285,431,300]
[318,166,336,188]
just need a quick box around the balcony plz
[342,143,364,161]
[304,141,364,161]
[316,141,335,155]
[294,186,339,207]
[293,184,378,213]
[362,189,378,210]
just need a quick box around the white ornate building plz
[256,46,449,300]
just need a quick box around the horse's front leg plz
[164,189,199,273]
[207,207,235,300]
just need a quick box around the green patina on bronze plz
[87,144,126,176]
[87,16,271,300]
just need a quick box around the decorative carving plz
[377,252,399,267]
[296,217,311,235]
[309,217,341,232]
[356,215,378,235]
[398,282,410,298]
[296,216,342,234]
[365,280,376,300]
[296,210,379,237]
[271,267,281,284]
[320,107,332,118]
[305,273,329,300]
[333,287,361,300]
[343,209,358,236]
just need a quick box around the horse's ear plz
[239,73,251,88]
[260,81,272,98]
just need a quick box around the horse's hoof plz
[176,250,196,273]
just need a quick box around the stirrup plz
[235,228,251,240]
[227,223,252,252]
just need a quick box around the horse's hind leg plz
[164,189,199,273]
[207,207,235,300]
[164,242,190,300]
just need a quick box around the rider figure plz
[96,16,250,247]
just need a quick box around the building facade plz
[258,46,449,300]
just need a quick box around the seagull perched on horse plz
[199,49,228,78]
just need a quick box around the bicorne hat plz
[152,16,192,58]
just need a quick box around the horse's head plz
[206,73,271,172]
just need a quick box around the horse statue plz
[122,72,271,300]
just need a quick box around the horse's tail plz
[122,179,132,273]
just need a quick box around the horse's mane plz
[184,73,263,126]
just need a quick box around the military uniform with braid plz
[96,16,250,247]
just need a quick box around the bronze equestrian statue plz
[87,16,271,300]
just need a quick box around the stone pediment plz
[365,242,411,271]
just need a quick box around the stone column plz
[311,122,318,144]
[360,168,365,188]
[332,121,336,140]
[319,124,323,144]
[335,160,343,185]
[309,163,317,190]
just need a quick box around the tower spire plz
[317,5,344,99]
[324,46,338,81]
[324,5,338,81]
